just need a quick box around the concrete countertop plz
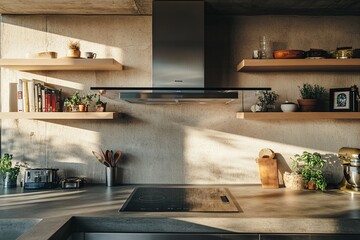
[1,184,360,239]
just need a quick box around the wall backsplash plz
[1,15,359,185]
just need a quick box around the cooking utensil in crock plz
[114,151,122,166]
[92,151,110,167]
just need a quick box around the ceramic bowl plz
[281,101,298,112]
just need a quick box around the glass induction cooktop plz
[120,187,239,212]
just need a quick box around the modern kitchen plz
[0,0,360,239]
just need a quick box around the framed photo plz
[330,88,355,112]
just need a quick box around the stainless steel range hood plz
[91,1,270,104]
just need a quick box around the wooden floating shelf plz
[237,59,360,72]
[0,58,123,71]
[236,112,360,120]
[0,112,119,120]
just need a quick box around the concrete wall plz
[1,15,359,185]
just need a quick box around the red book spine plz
[51,91,57,112]
[45,93,51,112]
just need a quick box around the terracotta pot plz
[307,181,317,190]
[67,49,81,58]
[297,99,318,112]
[96,103,107,112]
[71,105,78,112]
[78,104,86,112]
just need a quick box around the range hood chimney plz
[91,0,270,104]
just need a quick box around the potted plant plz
[0,153,20,188]
[297,83,326,112]
[64,91,82,112]
[257,90,279,112]
[67,40,80,58]
[291,151,327,191]
[82,93,95,112]
[95,92,107,112]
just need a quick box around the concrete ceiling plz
[0,0,359,15]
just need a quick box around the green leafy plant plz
[298,83,326,99]
[83,93,95,106]
[64,91,82,106]
[0,153,20,182]
[291,151,327,191]
[257,91,279,110]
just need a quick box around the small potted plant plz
[297,83,326,112]
[291,151,327,191]
[64,91,82,112]
[257,90,279,112]
[0,153,20,188]
[95,91,107,112]
[82,93,95,112]
[67,40,80,58]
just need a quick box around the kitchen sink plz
[0,218,41,240]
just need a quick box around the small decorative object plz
[280,101,298,112]
[283,172,304,190]
[26,51,58,59]
[258,36,272,59]
[67,40,81,58]
[85,52,97,59]
[0,153,22,188]
[297,83,326,112]
[291,151,327,191]
[330,85,359,112]
[256,90,279,112]
[95,91,107,112]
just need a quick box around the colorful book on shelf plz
[22,79,29,112]
[28,80,35,112]
[17,79,23,112]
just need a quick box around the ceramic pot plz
[96,103,107,112]
[297,99,318,112]
[307,181,317,190]
[67,49,80,58]
[78,104,86,112]
[2,172,17,188]
[283,172,304,190]
[281,101,298,112]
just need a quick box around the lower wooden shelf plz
[0,112,119,120]
[236,112,360,120]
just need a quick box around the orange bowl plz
[273,50,305,59]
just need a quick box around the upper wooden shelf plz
[0,58,123,71]
[236,112,360,120]
[237,59,360,72]
[0,112,119,120]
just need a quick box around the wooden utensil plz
[92,151,110,167]
[113,151,122,167]
[257,148,279,189]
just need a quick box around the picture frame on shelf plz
[329,88,357,112]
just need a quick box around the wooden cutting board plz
[257,150,279,189]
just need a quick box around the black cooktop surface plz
[120,187,239,212]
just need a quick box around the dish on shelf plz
[306,49,328,59]
[60,56,85,59]
[273,50,305,59]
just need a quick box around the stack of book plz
[17,79,62,112]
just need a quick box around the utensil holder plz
[105,167,118,187]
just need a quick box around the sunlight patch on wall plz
[182,126,339,184]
